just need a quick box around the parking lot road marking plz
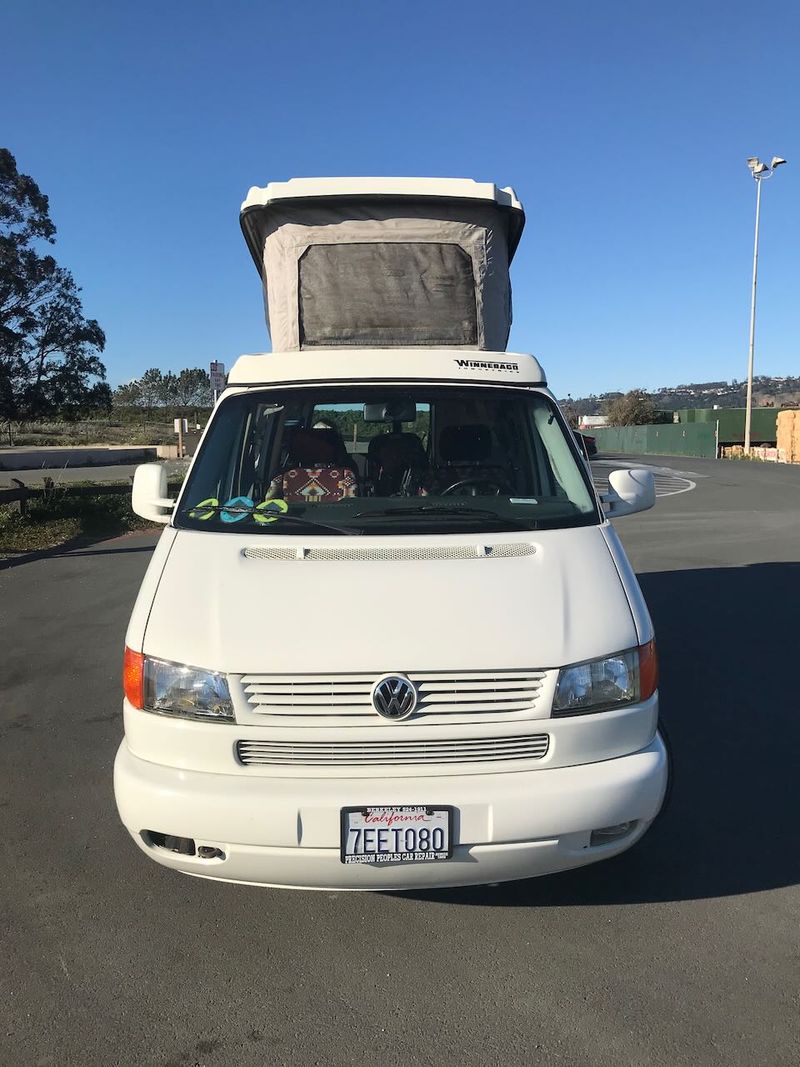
[591,460,698,499]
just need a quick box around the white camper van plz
[115,178,668,890]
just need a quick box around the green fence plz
[675,407,777,444]
[592,423,717,458]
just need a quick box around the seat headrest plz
[312,427,344,451]
[438,424,491,463]
[368,432,428,470]
[286,427,337,466]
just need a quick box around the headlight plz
[552,641,657,716]
[124,648,234,722]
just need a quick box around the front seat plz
[267,427,358,503]
[310,427,355,470]
[367,432,429,496]
[423,424,510,494]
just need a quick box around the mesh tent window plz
[298,243,478,347]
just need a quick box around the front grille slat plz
[236,734,550,767]
[237,669,548,723]
[417,680,541,693]
[244,693,374,706]
[243,685,374,696]
[241,675,374,686]
[418,691,539,704]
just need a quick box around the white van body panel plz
[124,527,178,652]
[115,172,668,888]
[115,368,668,888]
[141,526,636,676]
[115,368,668,889]
[115,735,667,891]
[601,524,655,645]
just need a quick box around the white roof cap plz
[227,349,546,388]
[240,177,526,271]
[241,176,523,213]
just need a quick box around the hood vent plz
[242,543,537,563]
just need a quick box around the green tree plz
[560,395,580,429]
[113,367,213,412]
[173,367,212,406]
[605,389,658,427]
[159,370,178,407]
[113,380,143,407]
[136,368,165,410]
[0,149,107,437]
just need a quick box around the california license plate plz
[340,805,453,865]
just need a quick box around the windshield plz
[175,385,600,536]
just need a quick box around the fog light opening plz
[197,845,226,861]
[590,821,637,846]
[144,831,196,856]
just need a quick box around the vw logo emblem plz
[371,674,417,721]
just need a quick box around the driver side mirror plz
[132,463,175,524]
[602,468,655,518]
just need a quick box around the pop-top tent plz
[240,177,525,353]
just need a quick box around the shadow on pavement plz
[0,532,158,571]
[402,562,800,906]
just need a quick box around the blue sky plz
[4,0,798,398]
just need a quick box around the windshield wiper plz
[178,505,357,536]
[353,505,535,529]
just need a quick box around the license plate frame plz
[340,805,454,865]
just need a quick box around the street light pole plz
[743,156,786,454]
[743,176,762,454]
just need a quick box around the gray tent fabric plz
[243,198,518,352]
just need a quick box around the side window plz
[530,401,595,511]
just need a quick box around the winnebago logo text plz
[454,359,520,373]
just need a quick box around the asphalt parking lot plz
[2,455,799,1066]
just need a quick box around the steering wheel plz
[440,477,508,497]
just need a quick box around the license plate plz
[340,805,453,865]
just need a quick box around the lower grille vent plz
[236,733,550,767]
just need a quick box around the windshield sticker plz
[220,495,255,523]
[253,499,289,525]
[509,497,539,505]
[188,497,219,520]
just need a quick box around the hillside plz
[561,375,800,416]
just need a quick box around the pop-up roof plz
[240,178,525,353]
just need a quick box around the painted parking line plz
[590,460,698,498]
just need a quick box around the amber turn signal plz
[638,639,658,702]
[123,646,145,709]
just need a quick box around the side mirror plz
[602,468,655,518]
[132,463,175,524]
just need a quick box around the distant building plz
[579,415,609,429]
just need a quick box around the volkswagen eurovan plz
[114,178,668,890]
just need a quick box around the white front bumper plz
[114,734,669,890]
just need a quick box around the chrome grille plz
[236,733,550,767]
[237,670,548,724]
